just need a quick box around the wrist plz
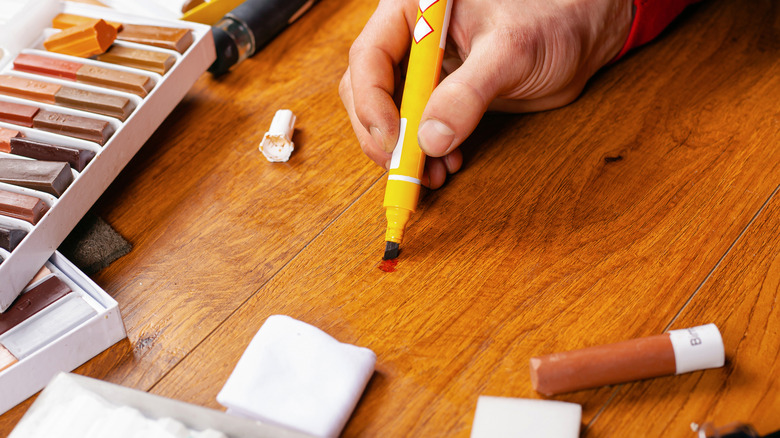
[585,0,635,73]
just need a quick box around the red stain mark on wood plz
[378,259,398,272]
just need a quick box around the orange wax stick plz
[52,13,123,33]
[0,189,49,225]
[13,54,154,98]
[0,100,40,128]
[43,19,117,58]
[382,0,453,259]
[0,74,61,103]
[0,127,23,153]
[12,53,81,80]
[0,75,134,121]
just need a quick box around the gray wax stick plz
[0,158,73,197]
[0,226,27,251]
[0,293,96,360]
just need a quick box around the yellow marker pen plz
[383,0,453,260]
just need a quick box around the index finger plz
[348,0,418,153]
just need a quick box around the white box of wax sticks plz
[9,373,314,437]
[0,0,216,308]
[0,251,126,416]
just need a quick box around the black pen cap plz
[209,24,240,76]
[209,0,316,76]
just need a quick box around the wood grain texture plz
[587,187,780,436]
[152,0,780,436]
[1,0,779,436]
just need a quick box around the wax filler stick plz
[0,127,22,152]
[0,158,74,197]
[9,137,96,172]
[97,46,176,76]
[382,0,453,260]
[13,53,154,98]
[0,276,72,336]
[208,0,320,75]
[52,13,123,33]
[0,294,96,360]
[43,19,117,58]
[529,323,725,395]
[0,189,48,225]
[0,100,39,127]
[119,24,193,54]
[0,75,135,121]
[0,227,27,252]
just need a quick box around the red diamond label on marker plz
[419,0,439,13]
[414,16,433,43]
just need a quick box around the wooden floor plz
[2,0,779,436]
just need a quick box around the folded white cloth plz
[217,315,376,438]
[470,396,581,438]
[9,374,227,438]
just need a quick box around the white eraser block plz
[217,315,376,438]
[470,396,581,438]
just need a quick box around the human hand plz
[340,0,634,189]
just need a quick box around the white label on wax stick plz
[389,118,407,170]
[669,323,725,374]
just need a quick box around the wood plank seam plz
[585,183,780,432]
[144,172,389,394]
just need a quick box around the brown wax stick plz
[0,158,74,197]
[13,54,153,98]
[0,75,134,121]
[529,324,725,396]
[54,87,134,121]
[9,137,96,172]
[43,19,117,58]
[0,344,17,372]
[76,64,153,97]
[0,226,27,251]
[0,100,39,128]
[0,189,48,225]
[32,110,114,145]
[0,276,72,336]
[118,24,193,54]
[530,335,676,396]
[0,127,23,153]
[96,46,176,75]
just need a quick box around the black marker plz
[209,0,317,76]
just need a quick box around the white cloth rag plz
[217,315,376,438]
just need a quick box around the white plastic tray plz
[0,0,216,309]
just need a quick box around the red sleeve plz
[614,0,705,60]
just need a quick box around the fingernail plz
[418,119,455,155]
[383,158,392,170]
[370,126,388,152]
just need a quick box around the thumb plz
[417,48,502,157]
